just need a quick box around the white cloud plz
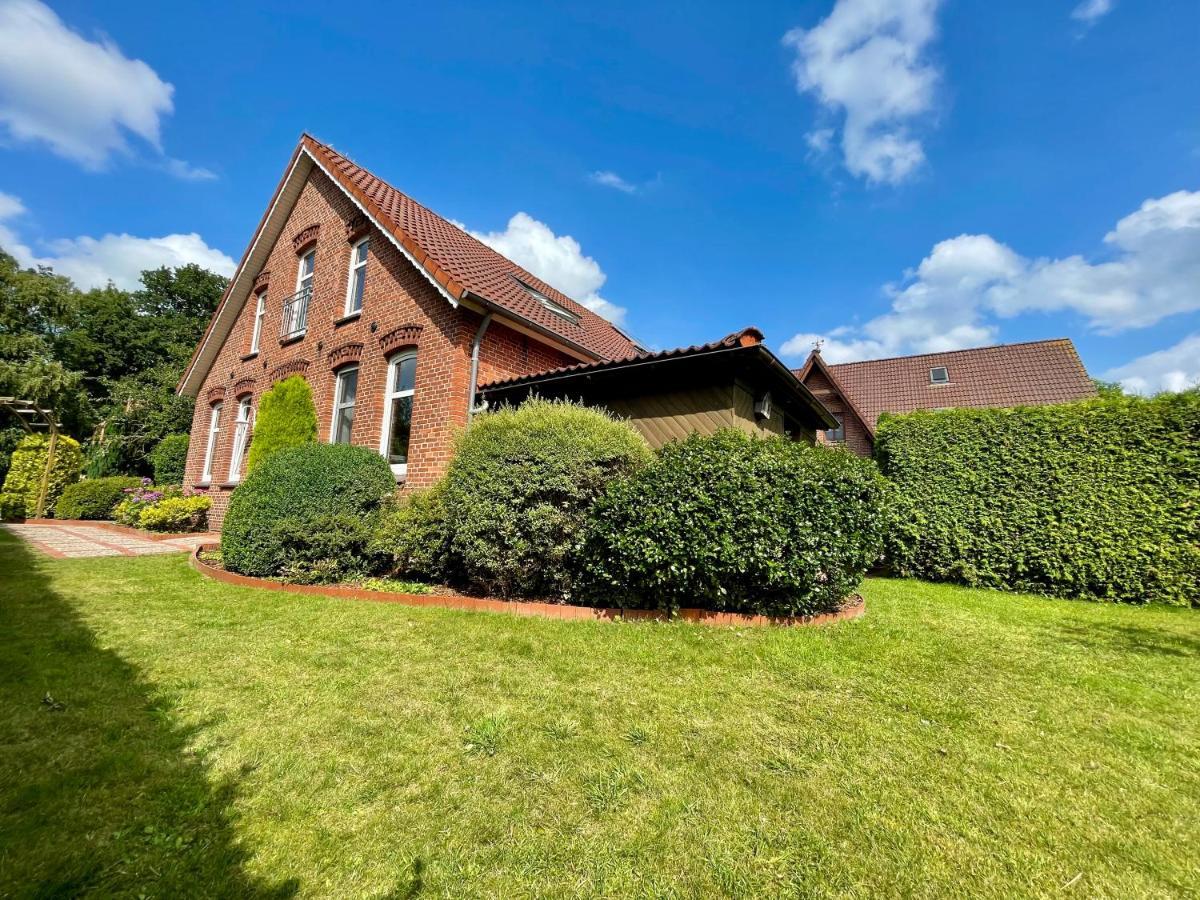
[783,0,943,185]
[1103,334,1200,396]
[163,157,217,182]
[589,170,637,194]
[456,211,628,326]
[1071,0,1114,25]
[0,191,234,288]
[781,189,1200,363]
[0,0,209,178]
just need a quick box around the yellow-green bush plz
[1,433,83,517]
[876,391,1200,606]
[245,376,317,473]
[138,495,211,532]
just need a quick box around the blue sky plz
[1,0,1198,392]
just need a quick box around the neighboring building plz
[177,136,834,528]
[796,339,1098,457]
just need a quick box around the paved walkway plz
[2,523,215,559]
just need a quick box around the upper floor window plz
[228,396,253,481]
[201,402,222,482]
[825,416,845,444]
[930,366,950,384]
[283,250,315,338]
[331,365,358,444]
[512,275,582,324]
[380,352,416,478]
[345,237,369,315]
[250,292,266,354]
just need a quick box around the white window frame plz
[296,249,316,294]
[250,292,266,354]
[826,416,845,444]
[330,365,359,444]
[201,402,222,483]
[227,396,253,482]
[344,236,369,316]
[379,352,417,478]
[930,366,950,384]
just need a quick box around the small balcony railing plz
[280,285,312,339]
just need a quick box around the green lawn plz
[1,532,1197,898]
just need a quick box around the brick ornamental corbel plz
[233,377,257,398]
[345,214,369,243]
[206,385,226,405]
[270,358,310,383]
[327,341,364,370]
[292,224,320,254]
[253,270,271,292]
[379,324,423,356]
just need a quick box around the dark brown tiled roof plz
[479,327,765,390]
[303,136,639,361]
[801,339,1096,430]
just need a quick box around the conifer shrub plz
[245,376,318,474]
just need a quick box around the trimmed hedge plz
[0,491,24,522]
[150,434,190,485]
[433,399,652,599]
[54,476,141,520]
[246,376,317,474]
[222,443,396,577]
[578,430,890,616]
[1,433,83,518]
[875,392,1200,606]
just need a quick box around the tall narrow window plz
[283,250,315,338]
[202,402,222,482]
[227,396,253,481]
[345,237,369,315]
[380,353,416,477]
[250,292,266,354]
[331,366,358,444]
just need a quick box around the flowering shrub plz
[111,481,208,531]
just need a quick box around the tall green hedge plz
[245,376,317,474]
[876,392,1200,606]
[1,433,83,518]
[150,433,190,485]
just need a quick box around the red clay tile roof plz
[800,339,1096,430]
[303,136,639,361]
[479,327,765,390]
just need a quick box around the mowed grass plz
[1,532,1197,898]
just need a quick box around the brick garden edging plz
[189,544,865,628]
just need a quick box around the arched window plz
[202,402,222,483]
[228,396,253,481]
[379,352,416,478]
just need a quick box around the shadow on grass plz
[1057,619,1200,659]
[0,532,298,898]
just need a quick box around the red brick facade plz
[184,167,573,528]
[802,367,874,457]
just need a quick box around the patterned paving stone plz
[2,524,217,559]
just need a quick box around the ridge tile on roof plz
[303,136,638,361]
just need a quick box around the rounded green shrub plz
[222,443,396,577]
[0,491,25,522]
[436,398,652,599]
[150,434,191,485]
[245,376,318,474]
[370,486,451,583]
[55,475,142,520]
[876,391,1200,606]
[578,430,890,616]
[1,433,84,518]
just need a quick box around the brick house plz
[177,136,834,528]
[796,339,1098,457]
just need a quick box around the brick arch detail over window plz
[345,214,369,243]
[270,358,310,383]
[253,270,271,292]
[379,324,423,357]
[292,224,320,254]
[206,385,226,405]
[327,341,364,371]
[233,377,256,399]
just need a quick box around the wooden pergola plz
[0,397,61,518]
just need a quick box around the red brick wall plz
[801,369,874,458]
[184,168,573,529]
